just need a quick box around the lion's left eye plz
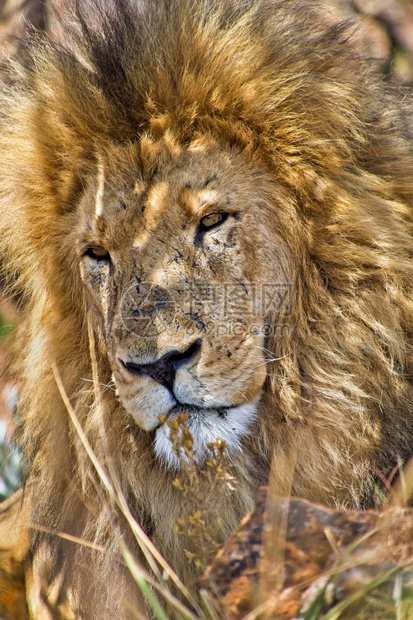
[199,212,228,232]
[85,246,110,261]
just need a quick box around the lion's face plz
[78,135,292,466]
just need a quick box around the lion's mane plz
[1,0,413,616]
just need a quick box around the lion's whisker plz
[81,377,116,393]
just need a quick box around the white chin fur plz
[153,403,257,469]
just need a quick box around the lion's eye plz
[199,212,228,232]
[85,246,110,261]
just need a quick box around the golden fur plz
[1,0,413,616]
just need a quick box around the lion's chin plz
[153,403,258,469]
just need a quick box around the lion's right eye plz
[85,246,110,261]
[199,211,229,234]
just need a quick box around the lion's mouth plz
[155,403,228,428]
[153,402,257,469]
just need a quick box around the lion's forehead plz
[86,136,269,233]
[78,136,288,326]
[82,155,237,266]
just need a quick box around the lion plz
[1,0,413,616]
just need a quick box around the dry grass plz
[0,321,411,618]
[49,342,413,620]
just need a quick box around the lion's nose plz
[121,339,202,390]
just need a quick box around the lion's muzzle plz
[120,338,202,392]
